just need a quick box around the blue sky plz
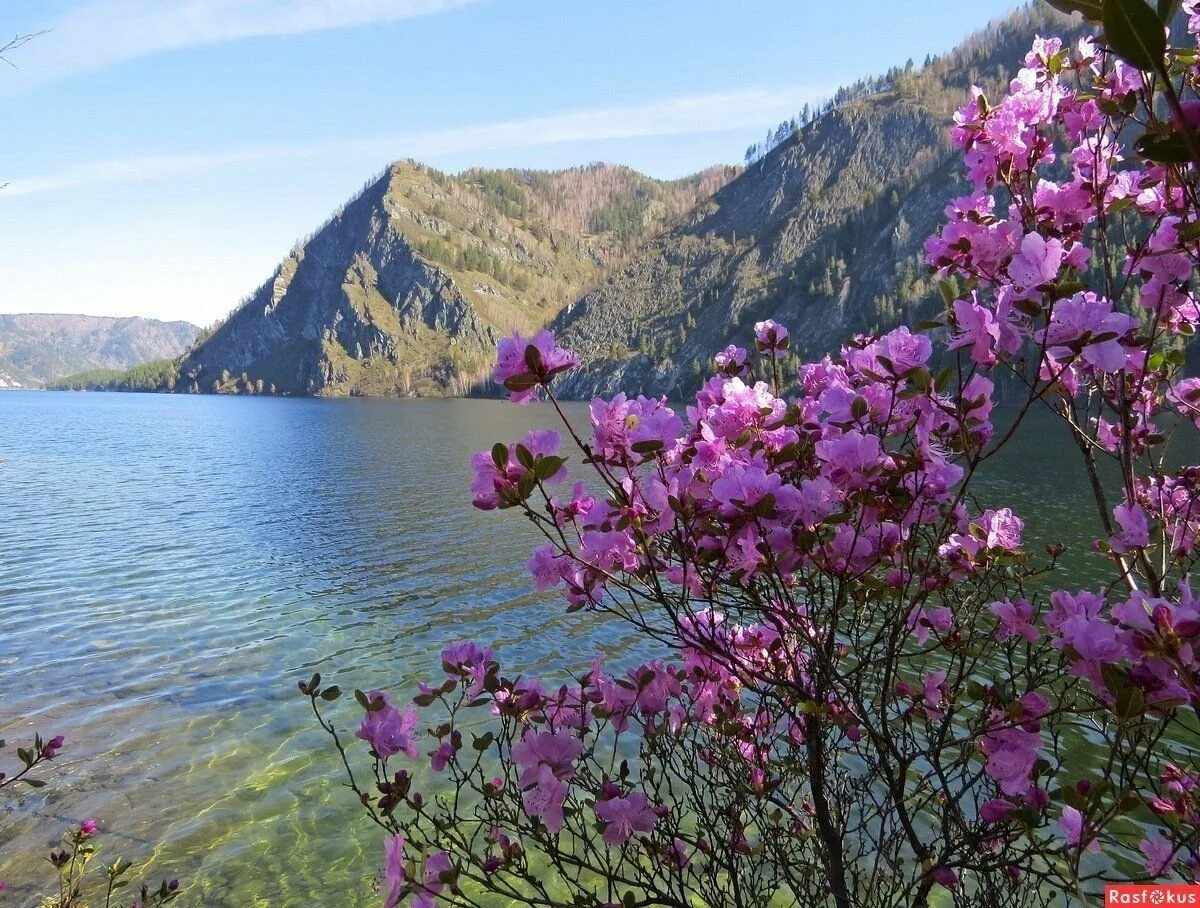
[0,0,1019,326]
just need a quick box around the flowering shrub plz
[308,3,1200,905]
[0,734,181,908]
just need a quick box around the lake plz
[0,391,1115,906]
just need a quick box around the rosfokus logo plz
[1107,886,1200,905]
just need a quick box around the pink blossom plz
[1037,291,1135,372]
[493,329,579,404]
[383,834,406,908]
[1110,502,1150,554]
[1169,378,1200,429]
[1008,232,1063,295]
[991,599,1040,644]
[1141,834,1175,877]
[595,791,659,845]
[520,763,569,833]
[907,605,953,645]
[411,851,452,908]
[714,344,748,375]
[753,320,790,359]
[356,691,420,762]
[470,429,564,510]
[79,819,98,838]
[1059,806,1100,853]
[980,799,1018,824]
[930,866,958,890]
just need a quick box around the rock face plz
[0,314,198,387]
[552,4,1081,399]
[177,161,734,397]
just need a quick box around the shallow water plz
[0,391,1133,905]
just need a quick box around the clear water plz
[0,392,1121,906]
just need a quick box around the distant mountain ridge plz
[0,313,198,388]
[552,3,1083,398]
[97,3,1088,400]
[174,161,734,396]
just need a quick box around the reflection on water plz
[0,392,1123,905]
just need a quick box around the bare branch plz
[0,30,46,69]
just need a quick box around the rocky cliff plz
[176,161,734,396]
[552,4,1083,399]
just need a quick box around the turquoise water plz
[0,392,1115,906]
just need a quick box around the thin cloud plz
[2,86,831,197]
[2,0,482,93]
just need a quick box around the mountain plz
[552,3,1083,398]
[156,3,1087,401]
[175,162,733,396]
[0,314,198,388]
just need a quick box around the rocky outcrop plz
[552,4,1083,399]
[176,161,733,397]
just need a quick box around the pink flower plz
[931,866,958,890]
[1008,232,1063,295]
[595,791,659,845]
[520,763,570,833]
[429,732,460,772]
[356,691,420,762]
[1110,501,1150,553]
[41,735,65,759]
[990,599,1040,644]
[815,431,885,490]
[1168,378,1200,429]
[441,642,494,696]
[921,670,947,720]
[512,729,583,778]
[1141,833,1175,877]
[1038,291,1136,372]
[1059,806,1100,853]
[470,429,564,510]
[875,326,932,373]
[383,834,406,908]
[493,329,579,404]
[753,320,790,359]
[980,799,1018,824]
[412,851,452,908]
[79,819,98,838]
[906,605,953,645]
[714,344,748,375]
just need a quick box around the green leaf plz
[513,443,535,470]
[502,373,539,393]
[1052,280,1087,300]
[1135,131,1193,162]
[937,279,959,308]
[533,454,567,480]
[851,396,869,420]
[907,368,933,392]
[629,439,663,455]
[1115,684,1145,719]
[516,472,537,501]
[1046,0,1105,20]
[472,732,494,751]
[1103,0,1167,72]
[320,685,341,701]
[490,442,508,470]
